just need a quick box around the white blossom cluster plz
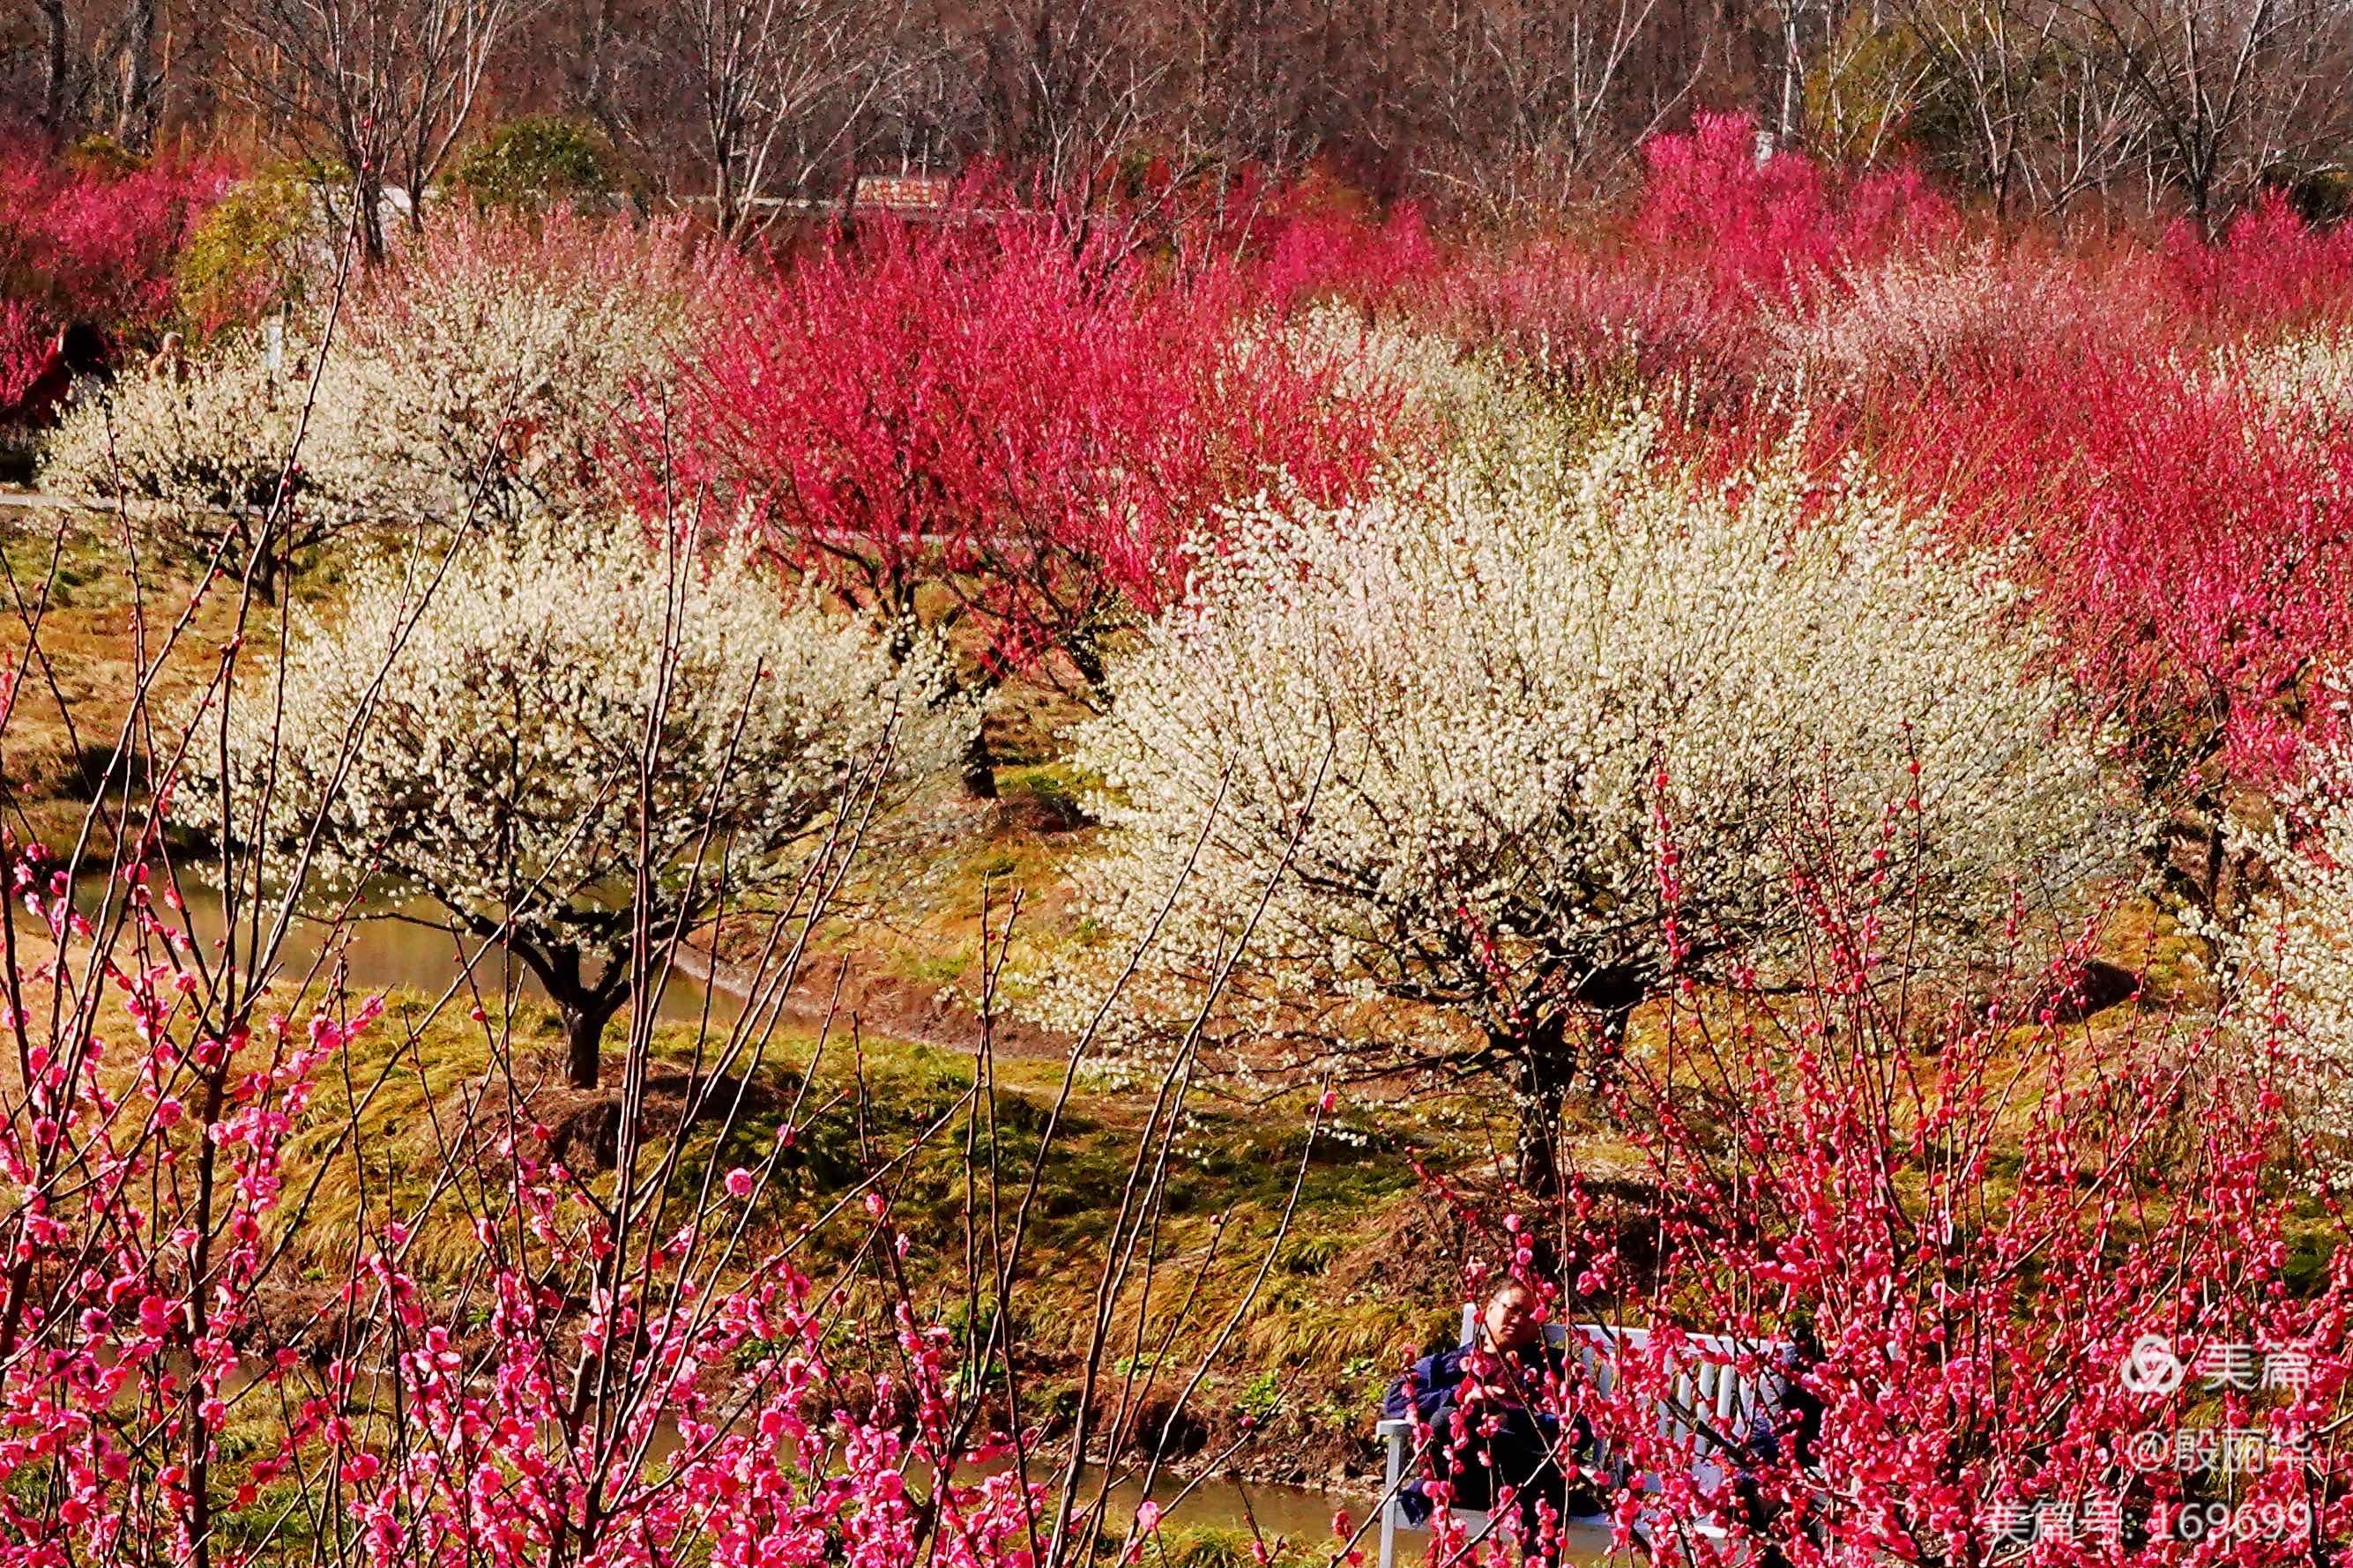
[40,331,318,523]
[2226,327,2353,435]
[177,523,975,939]
[2208,735,2353,1182]
[1021,408,2138,1076]
[44,212,719,541]
[1277,300,1522,435]
[316,212,722,524]
[1763,245,2112,387]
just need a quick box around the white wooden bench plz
[1375,1307,1790,1567]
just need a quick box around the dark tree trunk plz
[352,166,389,267]
[557,1006,611,1090]
[2158,784,2232,916]
[563,996,624,1089]
[114,0,158,151]
[533,943,629,1089]
[960,725,999,801]
[1509,967,1649,1196]
[1066,630,1107,690]
[1511,1014,1575,1198]
[35,0,70,139]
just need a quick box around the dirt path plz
[666,940,1076,1059]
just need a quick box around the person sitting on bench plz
[1382,1280,1583,1541]
[1731,1319,1826,1567]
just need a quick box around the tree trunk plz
[114,0,158,151]
[1511,1014,1575,1198]
[35,0,70,139]
[1509,969,1649,1195]
[354,167,389,267]
[561,990,624,1089]
[531,942,629,1089]
[960,725,999,801]
[584,0,618,131]
[1067,629,1108,690]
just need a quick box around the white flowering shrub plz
[319,207,729,524]
[179,522,973,1086]
[2208,739,2353,1183]
[41,331,307,515]
[45,209,727,560]
[1277,300,1519,435]
[1024,410,2136,1177]
[2229,327,2353,434]
[39,331,368,594]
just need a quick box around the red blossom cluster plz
[0,151,230,402]
[1408,114,1953,398]
[1881,357,2353,791]
[1237,185,1445,317]
[1629,112,1957,301]
[674,210,1397,683]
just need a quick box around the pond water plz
[96,878,1618,1555]
[73,873,748,1027]
[1019,1465,1354,1544]
[1043,1469,1620,1557]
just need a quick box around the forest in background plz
[8,0,2353,241]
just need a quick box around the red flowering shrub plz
[2164,192,2353,335]
[1867,350,2353,799]
[0,298,46,406]
[1632,112,1957,302]
[1418,114,1962,410]
[0,151,231,371]
[0,830,1055,1567]
[1247,192,1444,318]
[677,213,1394,684]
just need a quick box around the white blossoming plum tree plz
[1035,410,2137,1189]
[37,331,354,601]
[182,524,971,1090]
[43,210,726,594]
[320,208,733,525]
[2212,732,2353,1182]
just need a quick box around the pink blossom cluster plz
[0,152,230,398]
[674,210,1397,679]
[1400,845,2353,1566]
[0,830,1050,1568]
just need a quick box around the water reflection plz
[73,873,745,1026]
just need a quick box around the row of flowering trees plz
[14,114,2353,1567]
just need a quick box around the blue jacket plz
[1385,1341,1566,1423]
[1384,1340,1575,1525]
[1383,1344,1545,1423]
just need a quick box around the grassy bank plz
[264,987,1471,1490]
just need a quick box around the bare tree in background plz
[666,0,912,239]
[18,0,173,150]
[108,0,159,146]
[1415,0,1694,216]
[2059,0,2353,227]
[18,0,2353,229]
[222,0,533,260]
[1881,0,2142,215]
[1151,0,1314,173]
[964,0,1169,196]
